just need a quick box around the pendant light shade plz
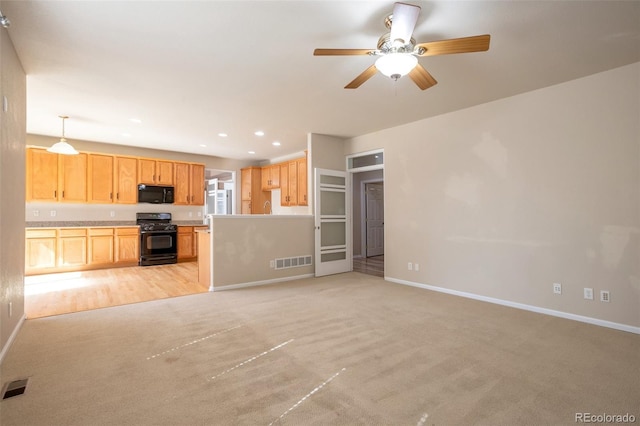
[47,116,79,155]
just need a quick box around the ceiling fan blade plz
[390,2,421,45]
[416,34,491,56]
[314,48,375,56]
[345,65,378,89]
[408,64,438,90]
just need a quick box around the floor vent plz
[3,378,28,400]
[275,255,312,270]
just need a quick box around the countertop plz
[25,220,208,228]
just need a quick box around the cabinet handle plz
[62,190,65,199]
[110,192,113,200]
[117,192,120,200]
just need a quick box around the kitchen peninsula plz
[197,214,314,291]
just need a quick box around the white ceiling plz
[2,1,639,161]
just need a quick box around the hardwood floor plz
[353,255,384,277]
[24,262,208,319]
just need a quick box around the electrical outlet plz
[50,210,56,217]
[414,263,419,271]
[110,211,116,218]
[197,211,202,217]
[408,262,413,271]
[600,290,610,303]
[188,212,193,217]
[553,283,562,294]
[583,287,594,300]
[33,210,39,217]
[270,260,275,268]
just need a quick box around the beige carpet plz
[1,272,639,425]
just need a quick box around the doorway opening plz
[348,150,384,278]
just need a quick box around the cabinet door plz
[115,156,138,204]
[138,158,156,184]
[88,229,114,265]
[288,161,298,205]
[177,227,194,259]
[241,168,252,201]
[58,229,88,267]
[280,163,290,205]
[25,230,57,272]
[190,164,205,205]
[173,162,191,204]
[88,154,114,203]
[115,228,140,263]
[297,157,308,206]
[157,161,174,185]
[193,226,208,257]
[26,148,59,202]
[241,200,252,214]
[59,153,88,202]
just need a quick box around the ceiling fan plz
[313,2,490,90]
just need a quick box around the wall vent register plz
[275,255,313,270]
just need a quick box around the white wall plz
[211,215,314,288]
[1,21,27,357]
[346,63,640,330]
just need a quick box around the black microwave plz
[137,184,174,204]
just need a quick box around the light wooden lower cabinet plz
[25,226,140,275]
[115,227,140,264]
[25,229,57,271]
[177,226,208,260]
[57,228,88,267]
[88,228,114,265]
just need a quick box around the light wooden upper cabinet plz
[261,164,280,190]
[139,159,174,185]
[114,156,138,204]
[26,148,87,203]
[190,163,205,205]
[26,147,204,206]
[88,153,114,203]
[59,153,88,202]
[279,156,307,207]
[297,156,308,206]
[174,162,205,205]
[26,148,59,202]
[240,166,267,214]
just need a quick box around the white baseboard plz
[213,274,315,291]
[0,314,26,364]
[386,276,640,335]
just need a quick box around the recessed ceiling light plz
[199,144,207,147]
[272,141,281,146]
[122,133,132,137]
[129,118,142,124]
[218,133,227,137]
[254,131,264,137]
[248,151,256,155]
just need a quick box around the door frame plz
[347,149,385,270]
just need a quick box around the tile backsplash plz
[26,202,206,223]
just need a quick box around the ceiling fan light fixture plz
[47,116,79,155]
[375,53,418,80]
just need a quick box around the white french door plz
[314,168,350,277]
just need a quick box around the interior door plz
[365,182,384,257]
[314,168,350,277]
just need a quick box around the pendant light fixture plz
[47,115,79,155]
